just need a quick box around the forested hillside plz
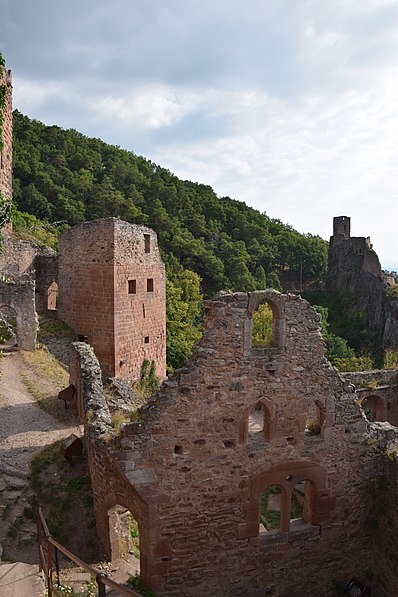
[12,110,328,295]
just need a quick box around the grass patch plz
[21,347,68,390]
[110,409,140,434]
[29,440,94,547]
[128,574,157,597]
[20,347,72,420]
[37,318,75,341]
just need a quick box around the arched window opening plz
[108,505,140,574]
[305,402,325,437]
[252,302,274,347]
[0,305,17,347]
[362,395,385,422]
[47,281,58,311]
[259,485,282,534]
[248,401,273,443]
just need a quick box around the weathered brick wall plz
[0,237,58,314]
[113,220,166,380]
[59,218,166,380]
[0,236,38,274]
[69,342,164,590]
[367,423,398,594]
[59,220,116,376]
[0,278,37,349]
[0,63,13,226]
[344,371,398,426]
[78,290,392,596]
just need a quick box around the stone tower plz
[0,57,13,234]
[58,218,166,381]
[331,215,350,246]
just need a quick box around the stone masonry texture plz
[71,290,398,596]
[0,278,37,349]
[59,218,166,381]
[0,62,13,234]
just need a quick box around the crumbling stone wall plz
[0,237,58,314]
[76,290,392,596]
[0,62,13,233]
[367,422,398,594]
[59,218,166,381]
[0,278,37,349]
[343,370,398,426]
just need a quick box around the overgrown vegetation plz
[259,485,303,531]
[20,347,69,417]
[133,359,161,399]
[30,441,89,543]
[12,110,328,297]
[29,440,98,558]
[252,302,273,347]
[128,574,157,597]
[37,317,75,341]
[12,209,61,249]
[310,293,379,371]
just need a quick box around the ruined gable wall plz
[80,290,385,596]
[113,220,166,381]
[58,219,116,376]
[0,64,13,212]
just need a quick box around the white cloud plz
[92,86,196,129]
[3,0,398,268]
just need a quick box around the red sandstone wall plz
[58,220,116,376]
[0,63,13,233]
[59,218,166,380]
[113,220,166,380]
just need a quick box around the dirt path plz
[0,351,81,564]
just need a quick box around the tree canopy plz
[12,110,328,296]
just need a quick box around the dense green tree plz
[12,110,329,297]
[166,267,203,371]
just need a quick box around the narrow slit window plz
[144,234,151,253]
[147,278,154,292]
[128,279,137,294]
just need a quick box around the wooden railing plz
[37,507,141,597]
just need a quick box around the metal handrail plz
[37,507,142,597]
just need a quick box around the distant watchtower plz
[331,216,350,246]
[0,58,13,234]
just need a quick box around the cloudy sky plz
[1,0,397,268]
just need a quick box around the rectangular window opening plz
[128,279,137,294]
[144,234,151,253]
[144,336,150,344]
[147,278,154,292]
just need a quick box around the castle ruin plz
[71,290,398,596]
